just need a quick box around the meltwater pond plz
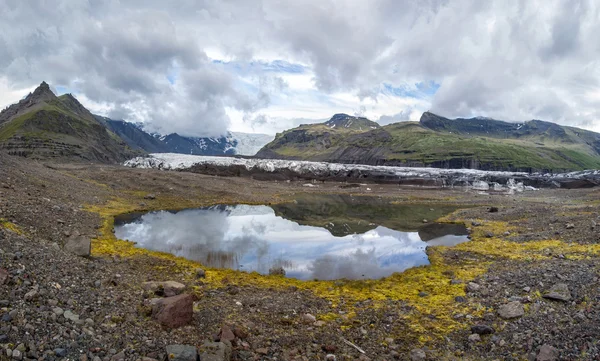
[114,197,468,280]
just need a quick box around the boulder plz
[497,301,524,319]
[543,283,571,302]
[165,345,198,361]
[152,294,193,328]
[471,324,495,335]
[198,341,231,361]
[64,236,91,257]
[143,281,186,297]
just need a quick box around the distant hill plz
[0,82,137,163]
[256,112,600,172]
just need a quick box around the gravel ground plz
[2,152,600,361]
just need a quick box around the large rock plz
[497,301,524,319]
[64,236,91,257]
[198,341,231,361]
[165,345,197,361]
[152,294,193,328]
[537,344,558,361]
[143,281,186,297]
[543,283,571,302]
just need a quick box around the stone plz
[523,286,531,293]
[24,289,38,301]
[64,236,91,257]
[301,313,317,324]
[218,325,235,342]
[325,355,336,361]
[409,348,426,361]
[110,351,125,361]
[152,294,193,328]
[537,344,558,361]
[144,194,156,200]
[0,269,8,285]
[454,296,466,303]
[268,266,285,276]
[543,283,571,302]
[565,223,575,229]
[468,334,481,342]
[198,341,232,361]
[497,301,524,319]
[165,345,197,361]
[489,207,499,213]
[11,349,22,360]
[52,307,64,315]
[142,281,185,297]
[471,324,495,335]
[466,282,481,292]
[63,310,79,321]
[195,268,206,278]
[54,349,67,358]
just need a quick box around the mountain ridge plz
[256,112,600,172]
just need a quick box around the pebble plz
[54,348,67,357]
[537,344,558,361]
[63,310,79,321]
[302,313,317,324]
[466,282,481,292]
[409,348,426,361]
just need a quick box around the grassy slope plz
[262,121,600,171]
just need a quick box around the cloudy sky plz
[1,0,599,137]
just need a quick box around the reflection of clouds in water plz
[114,205,468,280]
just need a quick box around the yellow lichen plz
[0,218,24,235]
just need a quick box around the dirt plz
[2,152,600,360]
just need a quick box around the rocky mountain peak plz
[27,81,57,103]
[324,113,380,130]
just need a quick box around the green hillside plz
[0,82,137,163]
[256,112,600,172]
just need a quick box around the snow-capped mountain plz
[96,116,273,156]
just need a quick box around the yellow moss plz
[0,218,24,235]
[84,195,600,345]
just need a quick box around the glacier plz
[123,153,600,190]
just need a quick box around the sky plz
[1,0,600,137]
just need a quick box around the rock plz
[565,223,575,229]
[255,348,268,355]
[110,351,125,361]
[52,307,64,315]
[523,286,531,293]
[543,283,571,302]
[165,345,197,361]
[142,281,186,297]
[466,282,481,292]
[497,301,524,319]
[143,194,156,200]
[537,344,558,361]
[489,207,499,213]
[11,349,22,360]
[409,348,426,361]
[195,268,206,279]
[54,349,67,358]
[218,325,235,342]
[325,355,336,361]
[64,235,91,257]
[422,219,428,223]
[63,310,79,321]
[301,313,317,324]
[455,296,466,303]
[198,341,232,361]
[485,232,494,238]
[24,289,38,301]
[468,334,481,342]
[471,324,495,335]
[0,269,8,285]
[152,294,193,328]
[418,292,428,297]
[268,266,285,276]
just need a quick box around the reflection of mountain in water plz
[114,199,469,280]
[271,194,461,237]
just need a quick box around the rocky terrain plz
[2,150,600,360]
[257,112,600,172]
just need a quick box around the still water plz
[114,197,468,280]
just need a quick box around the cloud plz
[1,0,600,135]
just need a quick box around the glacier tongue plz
[123,153,600,189]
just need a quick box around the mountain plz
[256,112,600,172]
[0,82,137,163]
[94,117,274,156]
